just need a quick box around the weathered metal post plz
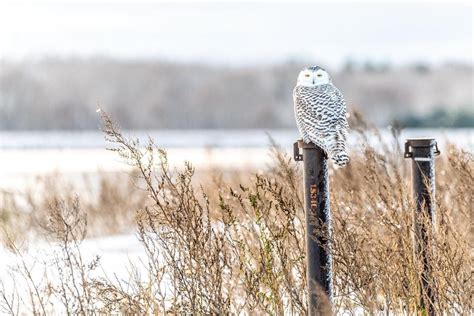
[294,140,333,315]
[404,138,440,315]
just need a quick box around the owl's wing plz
[293,88,330,151]
[327,86,349,163]
[331,87,349,130]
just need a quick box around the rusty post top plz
[404,138,440,158]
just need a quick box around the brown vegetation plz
[0,112,471,314]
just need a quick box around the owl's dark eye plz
[304,74,310,77]
[317,73,323,77]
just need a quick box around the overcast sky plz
[0,0,472,67]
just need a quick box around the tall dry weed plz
[0,111,471,314]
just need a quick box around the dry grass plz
[0,112,471,314]
[0,171,147,240]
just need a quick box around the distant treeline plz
[399,107,474,128]
[0,58,472,130]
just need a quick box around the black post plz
[294,140,333,315]
[404,138,440,315]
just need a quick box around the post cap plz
[405,138,437,147]
[404,138,440,158]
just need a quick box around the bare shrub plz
[0,111,471,314]
[1,196,100,315]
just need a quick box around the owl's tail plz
[332,151,349,167]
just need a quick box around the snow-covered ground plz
[0,233,152,314]
[0,233,367,315]
[0,234,145,279]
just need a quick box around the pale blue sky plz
[0,1,472,67]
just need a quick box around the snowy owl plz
[293,66,349,166]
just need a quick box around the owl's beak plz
[312,78,315,84]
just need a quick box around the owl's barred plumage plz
[293,66,349,166]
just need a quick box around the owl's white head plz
[296,66,331,87]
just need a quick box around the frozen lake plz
[1,128,473,150]
[0,129,472,191]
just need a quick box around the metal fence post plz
[404,138,440,315]
[294,140,333,315]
